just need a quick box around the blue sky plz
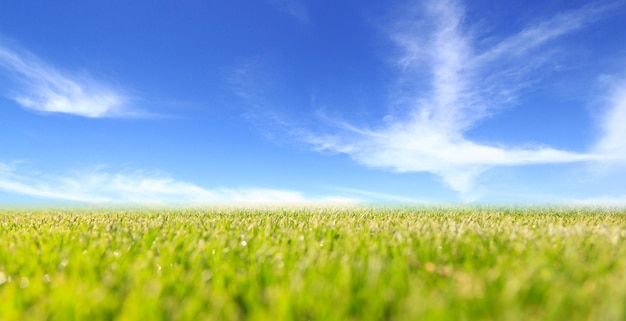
[1,0,626,205]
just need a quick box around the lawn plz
[1,206,625,320]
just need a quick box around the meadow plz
[1,206,625,320]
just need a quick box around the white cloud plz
[594,78,626,160]
[0,44,133,118]
[473,1,621,66]
[0,163,359,205]
[567,195,626,207]
[326,186,428,203]
[303,0,616,197]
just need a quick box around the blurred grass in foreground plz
[1,206,625,320]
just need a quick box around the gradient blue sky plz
[1,0,626,205]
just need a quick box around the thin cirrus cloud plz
[0,44,132,118]
[268,0,309,22]
[0,163,359,204]
[303,0,623,197]
[570,195,626,207]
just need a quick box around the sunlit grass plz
[1,206,625,320]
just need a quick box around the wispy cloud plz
[0,44,134,118]
[594,77,626,161]
[301,0,620,197]
[326,186,429,204]
[268,0,309,22]
[567,195,626,207]
[0,163,359,205]
[473,1,621,66]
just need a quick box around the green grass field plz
[1,206,626,320]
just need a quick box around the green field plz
[1,206,626,320]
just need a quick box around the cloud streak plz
[473,1,621,65]
[0,163,358,205]
[594,78,626,161]
[0,44,132,118]
[268,0,309,22]
[302,0,620,197]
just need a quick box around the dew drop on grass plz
[201,270,212,282]
[0,272,6,285]
[241,241,247,247]
[43,274,51,283]
[59,259,69,270]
